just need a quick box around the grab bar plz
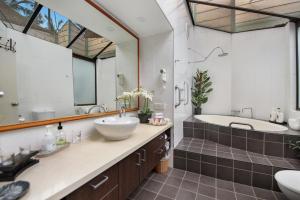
[175,86,181,108]
[184,81,189,105]
[229,122,254,130]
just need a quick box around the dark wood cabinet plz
[119,133,166,200]
[65,129,170,200]
[118,150,141,200]
[65,164,118,200]
[140,134,165,181]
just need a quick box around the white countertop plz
[1,123,172,200]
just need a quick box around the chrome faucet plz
[87,105,102,114]
[119,106,126,118]
[242,107,253,118]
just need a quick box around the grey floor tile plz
[176,189,197,200]
[216,188,236,200]
[181,179,198,193]
[199,175,216,187]
[155,195,172,200]
[159,185,179,199]
[235,193,256,200]
[273,192,288,200]
[196,194,215,200]
[170,169,186,178]
[166,176,182,187]
[234,183,255,196]
[198,183,216,198]
[135,189,157,200]
[144,179,163,193]
[152,173,168,183]
[217,179,234,191]
[184,171,201,183]
[253,187,277,200]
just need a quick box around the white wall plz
[97,58,117,111]
[140,32,174,120]
[231,26,290,120]
[115,40,138,107]
[190,27,232,115]
[156,0,193,147]
[6,29,74,122]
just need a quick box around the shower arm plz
[188,47,226,64]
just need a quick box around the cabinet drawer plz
[65,164,118,200]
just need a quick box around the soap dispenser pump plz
[56,122,67,145]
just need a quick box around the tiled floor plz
[128,168,287,200]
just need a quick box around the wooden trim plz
[0,1,140,132]
[0,108,138,132]
[84,0,138,39]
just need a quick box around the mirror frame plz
[0,0,140,132]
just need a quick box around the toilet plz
[275,170,300,200]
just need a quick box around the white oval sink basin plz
[94,117,140,140]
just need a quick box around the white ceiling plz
[95,0,173,38]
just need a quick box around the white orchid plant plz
[116,87,153,115]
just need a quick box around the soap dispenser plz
[56,122,67,145]
[42,125,56,152]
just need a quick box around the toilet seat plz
[275,170,300,194]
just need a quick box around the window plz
[72,57,96,106]
[0,0,115,60]
[0,0,38,31]
[187,0,297,33]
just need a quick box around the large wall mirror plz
[0,0,139,130]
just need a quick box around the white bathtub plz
[194,115,288,133]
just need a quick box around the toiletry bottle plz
[56,122,67,145]
[276,108,284,124]
[43,125,56,152]
[270,108,277,122]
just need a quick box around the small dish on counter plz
[0,181,30,200]
[149,118,170,126]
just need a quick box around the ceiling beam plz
[186,0,195,25]
[188,0,300,22]
[93,41,113,60]
[66,27,86,48]
[23,4,43,34]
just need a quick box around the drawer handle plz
[141,149,146,162]
[136,152,141,166]
[90,176,109,190]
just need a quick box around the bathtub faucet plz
[242,107,253,118]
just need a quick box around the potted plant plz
[289,140,300,157]
[136,88,153,123]
[116,91,135,108]
[191,69,213,115]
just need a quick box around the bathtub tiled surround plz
[173,117,300,192]
[183,117,300,158]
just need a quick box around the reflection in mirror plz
[0,0,138,126]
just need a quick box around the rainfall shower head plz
[188,46,229,64]
[218,52,228,57]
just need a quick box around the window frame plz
[72,53,97,106]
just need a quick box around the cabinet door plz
[140,134,165,181]
[65,164,118,200]
[101,186,118,200]
[118,150,141,200]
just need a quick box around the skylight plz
[187,0,300,33]
[0,0,115,60]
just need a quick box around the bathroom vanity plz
[0,123,172,200]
